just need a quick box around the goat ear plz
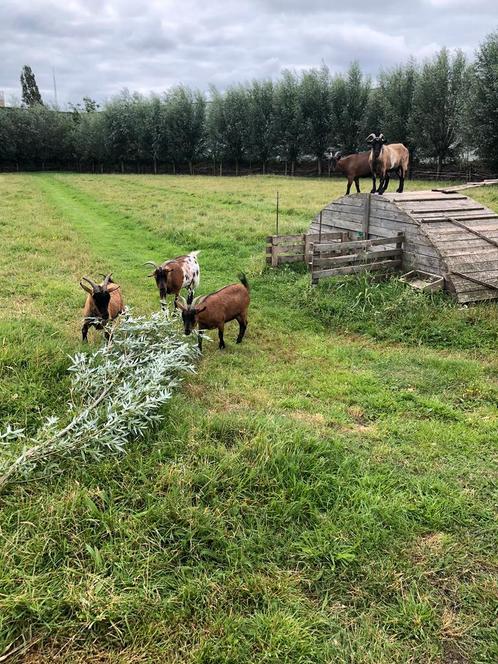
[194,306,207,315]
[366,133,376,144]
[107,283,120,293]
[176,296,188,312]
[80,281,93,295]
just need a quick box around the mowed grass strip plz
[0,173,497,663]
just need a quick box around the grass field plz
[0,173,497,663]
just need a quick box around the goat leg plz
[218,326,225,350]
[236,318,247,344]
[81,322,89,343]
[396,167,405,193]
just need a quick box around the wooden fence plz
[310,233,404,284]
[266,232,348,267]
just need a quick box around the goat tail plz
[189,250,201,259]
[238,272,250,291]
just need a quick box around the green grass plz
[0,173,497,663]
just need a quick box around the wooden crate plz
[399,270,444,293]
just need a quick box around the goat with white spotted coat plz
[145,251,200,309]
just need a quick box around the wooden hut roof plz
[309,190,498,304]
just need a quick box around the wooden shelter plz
[308,190,498,304]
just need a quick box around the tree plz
[331,62,371,154]
[378,61,417,146]
[300,66,333,174]
[166,86,206,174]
[20,65,43,107]
[103,90,146,172]
[468,30,498,171]
[207,85,249,175]
[247,80,276,174]
[144,96,168,174]
[410,48,468,175]
[274,70,305,175]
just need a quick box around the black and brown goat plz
[328,150,376,195]
[366,133,409,195]
[176,274,250,351]
[80,273,124,342]
[145,251,200,309]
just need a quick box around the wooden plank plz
[266,234,303,243]
[390,195,468,202]
[424,230,498,243]
[362,193,371,239]
[450,270,498,291]
[449,258,498,272]
[418,213,498,223]
[457,290,498,303]
[314,234,404,253]
[410,205,485,214]
[432,179,498,194]
[307,232,344,241]
[276,255,305,265]
[312,248,402,267]
[313,259,401,279]
[446,217,498,249]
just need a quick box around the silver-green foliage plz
[0,309,198,490]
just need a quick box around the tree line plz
[1,31,498,176]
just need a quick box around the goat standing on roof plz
[145,251,200,309]
[327,149,377,195]
[366,133,409,195]
[80,273,124,342]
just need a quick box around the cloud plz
[0,0,495,106]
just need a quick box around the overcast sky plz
[1,0,496,107]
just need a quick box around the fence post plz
[271,236,278,267]
[310,243,318,284]
[362,193,371,239]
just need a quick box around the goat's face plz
[366,133,385,158]
[330,151,341,170]
[80,274,117,320]
[144,264,173,300]
[153,267,171,300]
[181,307,197,335]
[177,297,207,336]
[91,289,111,320]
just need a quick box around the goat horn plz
[176,296,188,312]
[102,273,113,288]
[82,276,99,290]
[366,133,376,143]
[79,281,93,294]
[144,261,158,268]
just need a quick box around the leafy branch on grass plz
[0,309,198,492]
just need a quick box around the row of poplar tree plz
[1,31,498,175]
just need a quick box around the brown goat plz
[176,274,250,351]
[145,251,200,309]
[80,273,124,342]
[328,150,377,194]
[366,133,410,195]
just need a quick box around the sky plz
[1,0,496,107]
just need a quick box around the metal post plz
[276,191,279,236]
[319,210,322,243]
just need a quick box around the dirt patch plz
[288,411,326,426]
